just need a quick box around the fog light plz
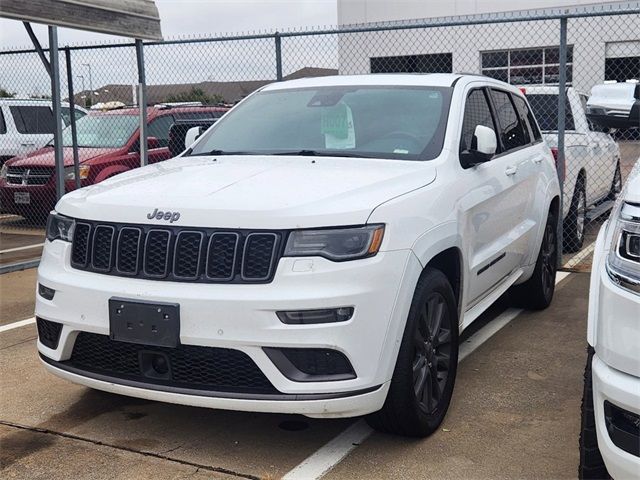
[276,307,354,325]
[38,283,55,300]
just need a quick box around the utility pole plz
[82,63,93,106]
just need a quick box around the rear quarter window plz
[9,105,55,134]
[0,108,6,134]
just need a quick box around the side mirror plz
[470,125,497,163]
[147,136,160,150]
[184,126,203,148]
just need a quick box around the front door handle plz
[505,165,518,176]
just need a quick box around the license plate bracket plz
[109,298,180,348]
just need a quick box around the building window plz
[370,53,452,74]
[605,57,640,82]
[605,41,640,82]
[481,46,573,85]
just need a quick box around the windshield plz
[526,94,575,131]
[61,114,139,148]
[189,86,453,160]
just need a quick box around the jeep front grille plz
[70,220,284,284]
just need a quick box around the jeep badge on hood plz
[147,208,181,223]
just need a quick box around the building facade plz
[337,1,639,93]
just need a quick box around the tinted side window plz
[460,89,497,163]
[0,108,6,134]
[511,94,538,143]
[489,90,528,151]
[10,105,55,134]
[148,115,175,147]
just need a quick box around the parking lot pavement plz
[0,269,36,326]
[0,272,587,479]
[325,273,587,480]
[0,231,44,267]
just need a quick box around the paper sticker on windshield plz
[321,103,355,149]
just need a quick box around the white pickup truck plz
[524,86,621,252]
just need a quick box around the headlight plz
[284,224,385,261]
[46,212,75,242]
[64,165,90,181]
[0,164,7,180]
[606,197,640,295]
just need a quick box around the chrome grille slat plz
[69,221,283,284]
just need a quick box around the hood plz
[7,146,118,168]
[57,155,437,229]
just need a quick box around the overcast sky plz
[0,0,338,49]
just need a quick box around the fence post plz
[135,39,148,167]
[274,32,283,81]
[556,16,568,268]
[64,47,81,190]
[48,26,65,201]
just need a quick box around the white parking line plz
[564,240,596,269]
[0,317,36,333]
[282,421,373,480]
[284,271,572,480]
[0,243,44,254]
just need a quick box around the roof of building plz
[70,67,339,106]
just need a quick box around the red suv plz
[0,105,228,222]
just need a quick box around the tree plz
[164,87,224,105]
[0,87,15,98]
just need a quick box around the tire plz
[607,162,622,201]
[564,179,587,253]
[511,209,558,310]
[579,347,611,480]
[366,267,459,437]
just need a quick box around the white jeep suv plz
[37,74,560,437]
[580,159,640,478]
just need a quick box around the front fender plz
[587,222,608,347]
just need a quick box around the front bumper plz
[0,180,57,217]
[591,355,640,479]
[36,239,421,418]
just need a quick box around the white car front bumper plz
[36,239,422,418]
[591,355,640,479]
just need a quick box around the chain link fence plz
[0,2,638,271]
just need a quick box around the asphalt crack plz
[0,419,261,480]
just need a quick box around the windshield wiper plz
[272,150,371,158]
[187,149,258,157]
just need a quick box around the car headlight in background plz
[0,164,7,180]
[64,165,90,181]
[46,212,75,242]
[606,197,640,295]
[284,224,385,261]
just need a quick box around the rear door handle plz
[20,142,35,147]
[533,155,544,164]
[505,165,518,176]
